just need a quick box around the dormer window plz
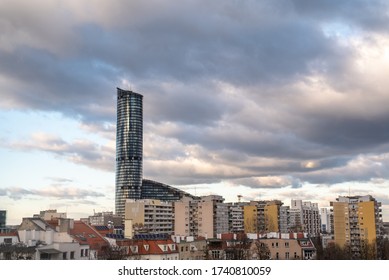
[131,246,138,253]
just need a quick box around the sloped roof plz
[119,239,179,256]
[18,217,55,231]
[69,221,109,251]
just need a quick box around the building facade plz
[115,88,143,217]
[174,195,229,238]
[320,208,333,234]
[290,200,321,237]
[331,195,383,257]
[227,202,247,233]
[124,199,174,236]
[243,200,283,234]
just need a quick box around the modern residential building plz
[244,200,283,234]
[115,88,144,217]
[198,195,229,238]
[227,202,247,233]
[331,195,383,257]
[279,206,290,233]
[175,195,229,238]
[290,200,321,236]
[320,207,333,234]
[174,197,199,237]
[88,211,122,227]
[124,199,174,238]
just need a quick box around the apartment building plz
[227,202,247,233]
[320,207,333,234]
[290,200,321,236]
[174,195,229,238]
[244,200,283,233]
[88,211,122,227]
[331,195,383,257]
[124,199,174,237]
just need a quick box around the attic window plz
[144,245,149,251]
[131,246,138,253]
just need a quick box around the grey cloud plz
[5,133,115,172]
[0,186,104,200]
[291,0,389,32]
[1,0,389,192]
[45,177,74,183]
[231,176,303,189]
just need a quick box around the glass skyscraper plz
[115,88,143,218]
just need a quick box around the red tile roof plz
[69,221,109,253]
[118,239,179,256]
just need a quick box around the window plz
[3,238,12,244]
[211,250,220,259]
[70,251,75,259]
[285,242,289,248]
[63,252,67,260]
[276,252,279,260]
[285,252,290,260]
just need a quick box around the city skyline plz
[1,0,389,224]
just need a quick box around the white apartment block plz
[320,208,333,233]
[227,202,246,233]
[291,200,321,236]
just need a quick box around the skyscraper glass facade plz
[115,88,143,218]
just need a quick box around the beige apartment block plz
[124,199,174,235]
[174,195,229,238]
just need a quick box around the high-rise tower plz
[115,88,143,218]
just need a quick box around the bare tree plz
[249,240,270,260]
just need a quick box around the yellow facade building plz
[244,201,282,233]
[331,195,382,257]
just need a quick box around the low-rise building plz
[118,236,179,260]
[18,217,89,260]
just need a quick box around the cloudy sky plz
[1,0,389,225]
